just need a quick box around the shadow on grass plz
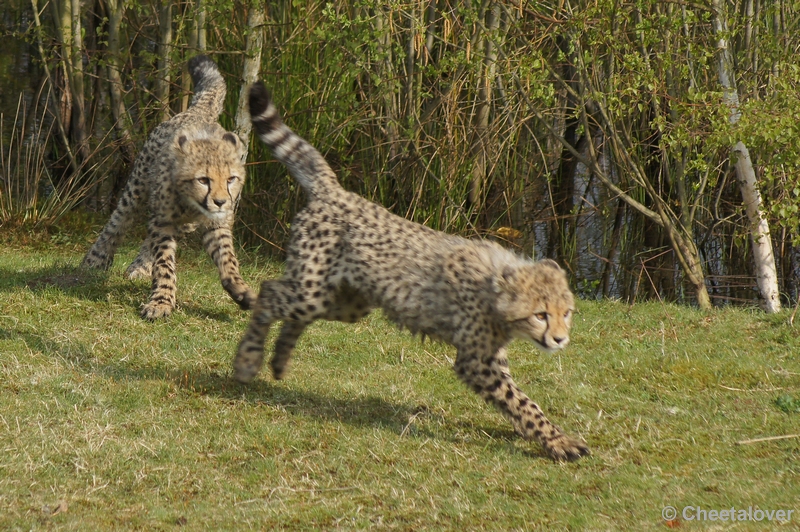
[11,326,550,460]
[144,364,550,459]
[180,303,238,322]
[0,263,144,305]
[0,263,246,321]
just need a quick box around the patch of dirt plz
[26,271,93,290]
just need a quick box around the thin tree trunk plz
[468,1,499,218]
[155,0,173,122]
[600,199,625,297]
[196,0,207,51]
[106,0,135,162]
[424,0,437,63]
[372,6,401,172]
[713,0,781,312]
[234,2,265,161]
[403,4,415,121]
[50,0,86,161]
[69,0,88,160]
[180,6,198,112]
[180,0,207,112]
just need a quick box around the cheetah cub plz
[236,82,589,461]
[82,55,255,319]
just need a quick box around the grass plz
[0,237,798,530]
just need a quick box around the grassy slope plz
[0,240,798,530]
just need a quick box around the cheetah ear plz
[222,132,238,147]
[176,134,191,155]
[222,131,246,158]
[493,266,517,295]
[499,265,517,287]
[494,269,529,320]
[539,258,562,271]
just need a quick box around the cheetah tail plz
[186,54,226,116]
[248,81,341,197]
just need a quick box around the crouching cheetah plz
[82,55,255,319]
[236,82,589,461]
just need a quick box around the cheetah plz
[235,82,589,461]
[82,55,255,319]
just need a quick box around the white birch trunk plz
[733,142,781,312]
[713,0,781,312]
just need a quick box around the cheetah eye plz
[228,176,238,185]
[534,312,548,322]
[197,176,211,186]
[564,310,572,319]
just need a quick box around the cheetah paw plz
[233,358,261,384]
[140,301,174,320]
[125,260,152,280]
[125,264,152,280]
[544,433,590,462]
[81,254,112,270]
[235,288,256,310]
[223,280,256,310]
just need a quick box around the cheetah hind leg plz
[235,281,370,383]
[270,290,373,379]
[235,279,308,383]
[454,348,589,461]
[82,176,145,271]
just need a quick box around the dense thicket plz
[3,0,800,307]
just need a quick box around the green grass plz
[0,239,798,530]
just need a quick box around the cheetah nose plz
[213,198,227,208]
[553,336,567,346]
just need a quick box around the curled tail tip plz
[249,82,282,133]
[188,54,221,85]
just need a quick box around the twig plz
[718,384,782,392]
[790,295,800,327]
[234,486,359,505]
[735,434,800,445]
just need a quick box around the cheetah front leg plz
[270,321,309,380]
[454,347,589,461]
[140,224,179,320]
[203,226,255,310]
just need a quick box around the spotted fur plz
[82,55,255,319]
[236,82,589,461]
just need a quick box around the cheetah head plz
[494,259,575,352]
[173,126,246,222]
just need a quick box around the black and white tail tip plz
[188,55,218,81]
[248,82,282,135]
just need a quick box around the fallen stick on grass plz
[735,434,800,445]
